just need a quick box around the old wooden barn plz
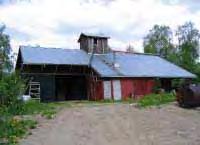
[16,33,196,102]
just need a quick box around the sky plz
[0,0,200,53]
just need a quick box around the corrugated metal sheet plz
[20,46,90,65]
[19,46,196,78]
[90,55,119,76]
[80,33,110,38]
[91,52,196,78]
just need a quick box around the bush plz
[0,73,25,115]
[0,73,25,106]
[0,117,37,144]
[138,93,176,108]
[0,100,57,144]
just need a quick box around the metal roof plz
[78,33,110,42]
[19,46,90,65]
[91,52,196,78]
[18,46,196,78]
[81,32,109,38]
[90,54,119,76]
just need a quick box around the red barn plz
[16,33,196,102]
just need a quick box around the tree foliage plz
[143,25,174,57]
[0,25,25,108]
[143,22,200,83]
[176,22,200,70]
[0,73,25,107]
[0,24,12,73]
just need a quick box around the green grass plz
[22,100,57,118]
[0,118,37,145]
[0,100,59,119]
[0,100,59,144]
[137,93,176,108]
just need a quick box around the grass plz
[137,93,176,108]
[0,99,85,144]
[0,118,37,145]
[0,100,59,119]
[22,100,58,119]
[0,100,60,145]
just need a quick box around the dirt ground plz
[21,103,200,145]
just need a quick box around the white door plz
[103,81,112,99]
[113,80,122,100]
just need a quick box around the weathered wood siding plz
[112,80,122,100]
[103,81,112,99]
[87,78,103,101]
[79,36,109,54]
[121,78,155,99]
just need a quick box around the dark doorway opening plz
[160,79,172,92]
[55,76,87,101]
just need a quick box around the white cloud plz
[0,0,200,54]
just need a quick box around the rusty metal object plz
[176,84,200,107]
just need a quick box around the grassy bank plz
[0,118,37,144]
[138,93,176,108]
[0,100,60,145]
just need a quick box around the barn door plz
[103,81,112,99]
[113,80,122,100]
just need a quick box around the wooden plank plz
[113,80,122,100]
[103,81,112,99]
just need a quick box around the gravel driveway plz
[21,103,200,145]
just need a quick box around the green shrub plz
[0,100,58,144]
[0,73,25,108]
[0,117,37,144]
[138,93,176,108]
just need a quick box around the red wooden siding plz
[89,78,155,101]
[121,78,155,100]
[87,78,103,101]
[121,79,133,100]
[95,81,103,100]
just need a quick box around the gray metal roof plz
[80,32,110,38]
[90,55,119,76]
[19,46,90,65]
[19,46,196,78]
[91,52,196,78]
[78,33,110,42]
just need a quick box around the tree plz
[0,24,12,74]
[175,22,200,70]
[143,25,174,57]
[126,45,136,53]
[0,24,25,109]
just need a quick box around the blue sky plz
[0,0,200,53]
